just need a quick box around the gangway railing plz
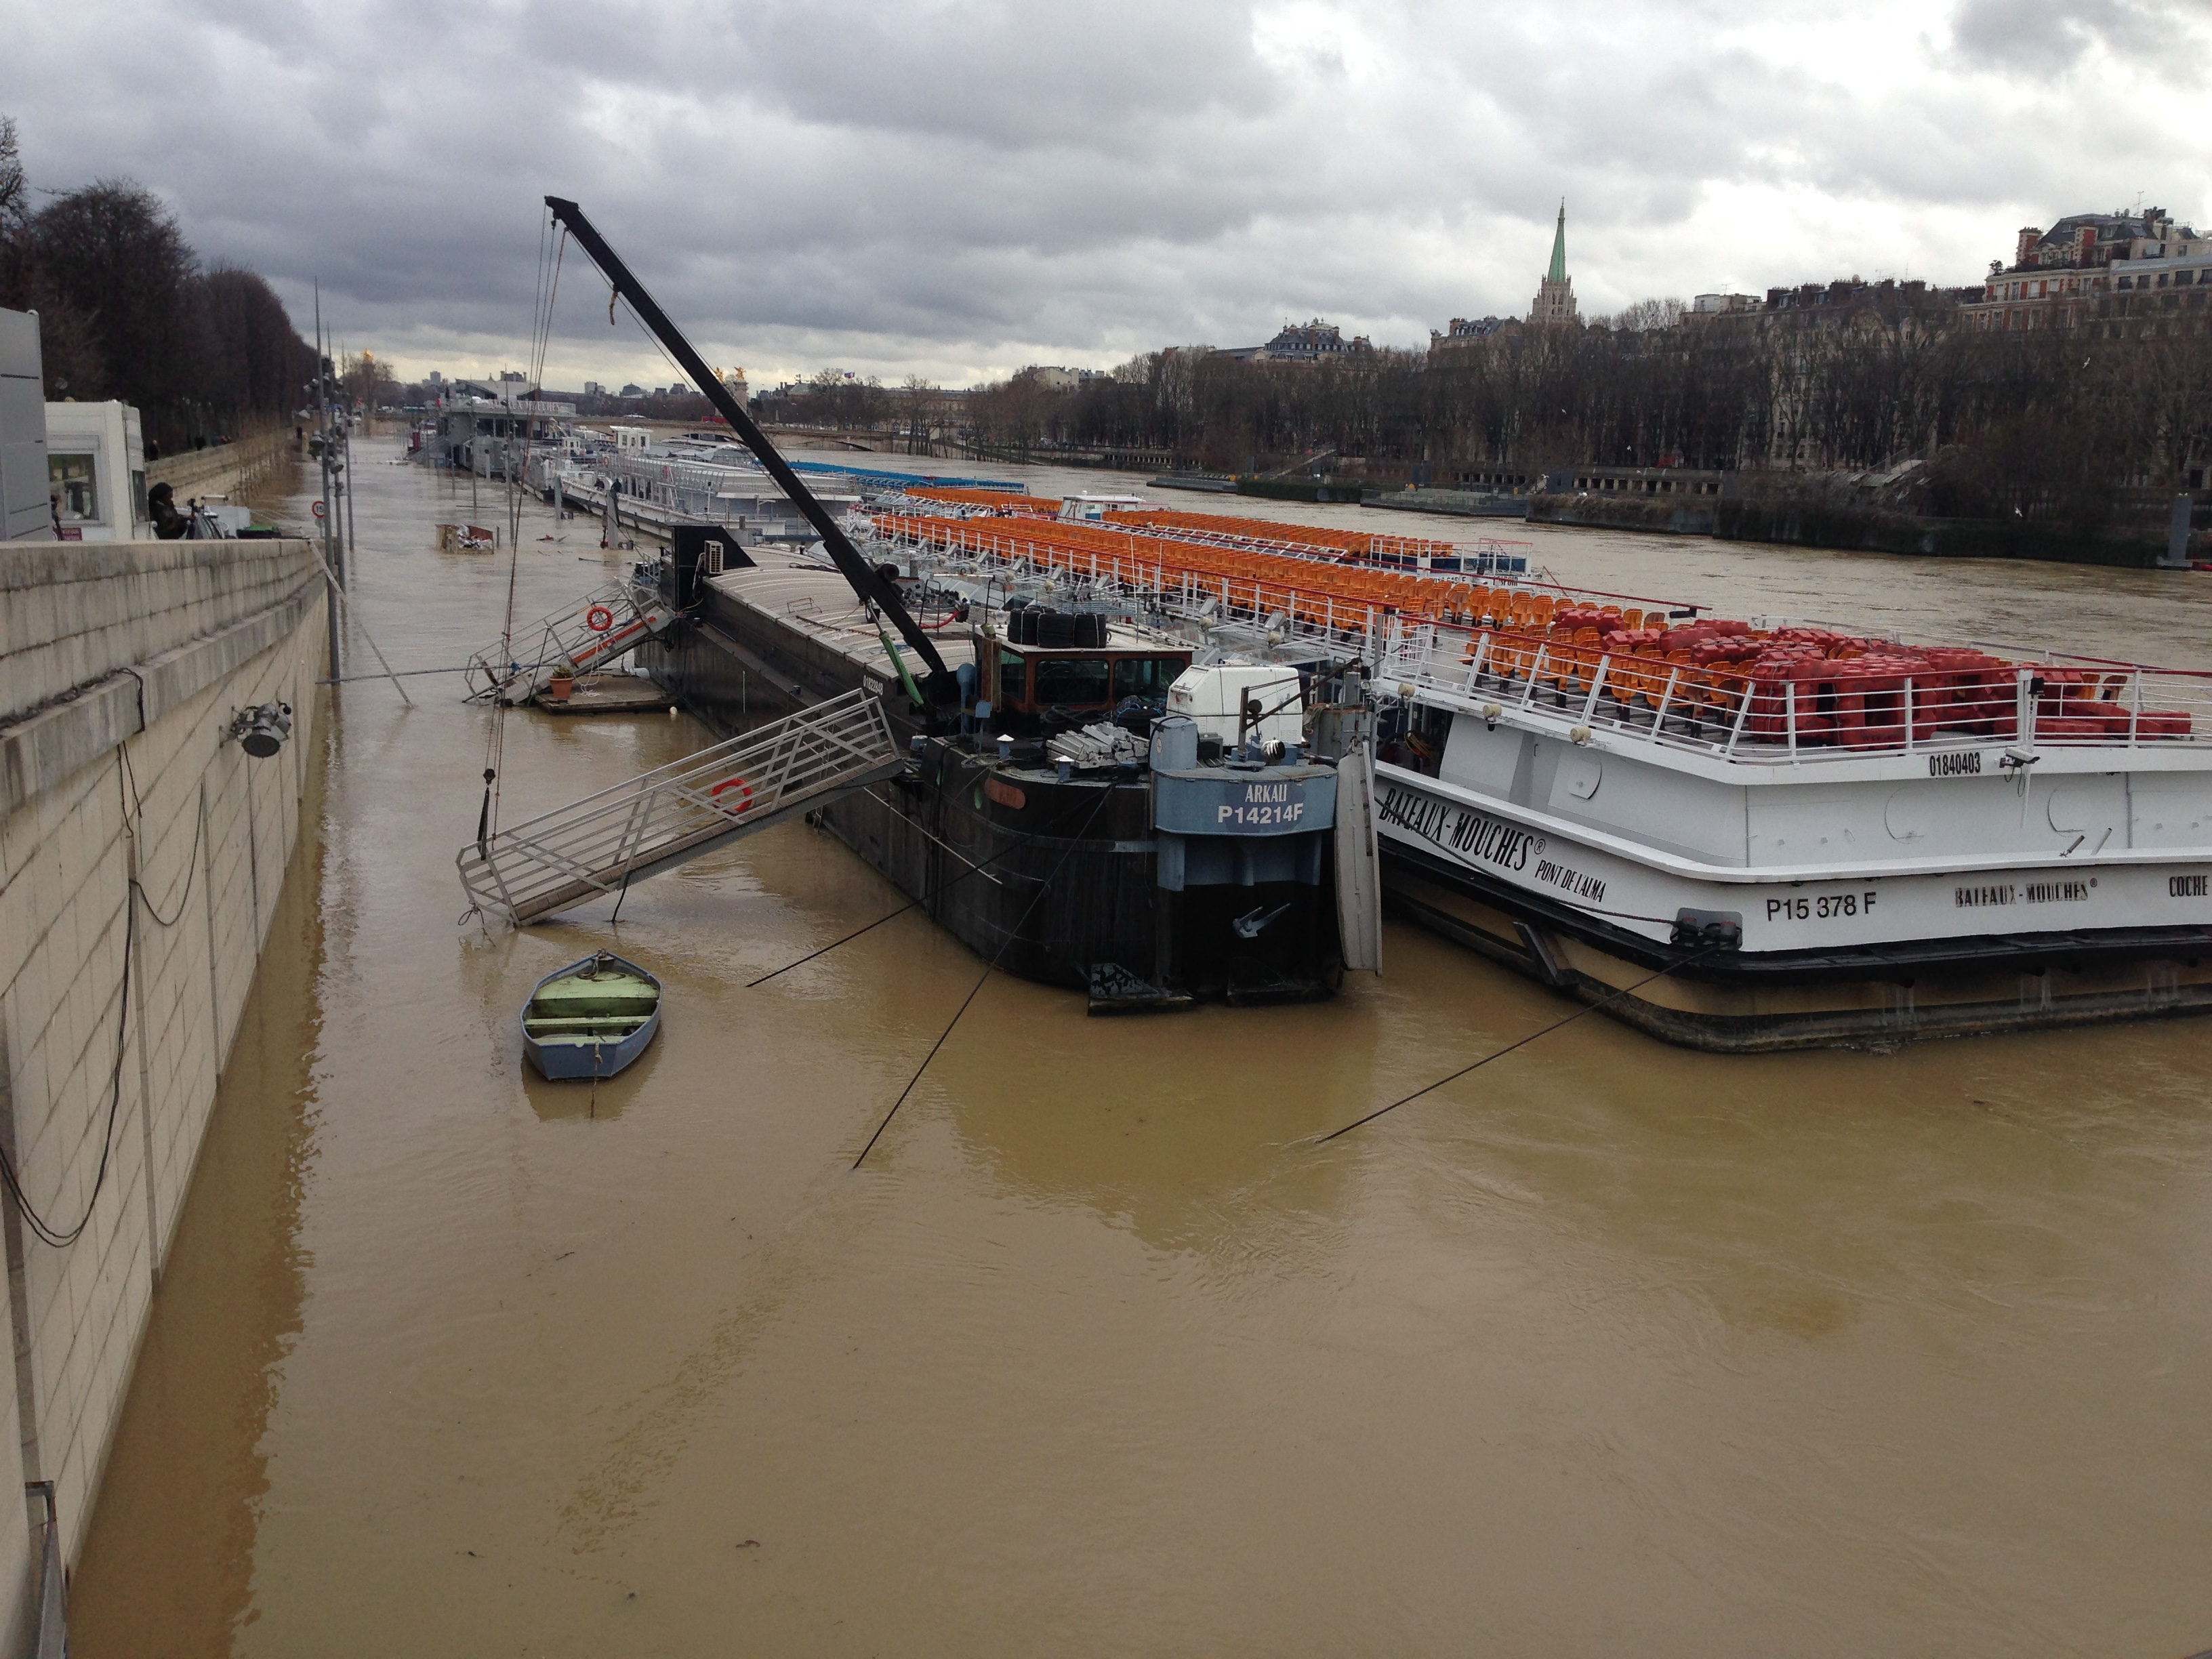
[457,688,903,924]
[465,580,682,705]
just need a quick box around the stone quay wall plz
[144,426,295,505]
[0,537,325,1647]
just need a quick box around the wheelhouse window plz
[998,652,1027,710]
[1032,657,1111,706]
[49,453,98,523]
[1111,656,1187,700]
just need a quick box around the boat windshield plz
[1113,656,1186,699]
[1035,657,1112,706]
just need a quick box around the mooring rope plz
[851,785,1114,1170]
[747,785,1119,989]
[1315,943,1724,1144]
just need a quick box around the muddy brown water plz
[70,443,2212,1656]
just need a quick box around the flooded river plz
[72,443,2212,1656]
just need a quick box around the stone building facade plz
[1957,207,2212,335]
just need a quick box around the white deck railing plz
[1376,617,2211,763]
[868,522,2211,762]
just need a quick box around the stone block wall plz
[0,537,324,1647]
[144,426,294,503]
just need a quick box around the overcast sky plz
[5,0,2209,389]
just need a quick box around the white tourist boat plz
[1368,595,2212,1048]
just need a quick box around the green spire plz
[1547,201,1568,285]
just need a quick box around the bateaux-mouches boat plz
[1367,594,2212,1049]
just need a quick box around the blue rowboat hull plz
[523,1009,659,1079]
[521,951,662,1081]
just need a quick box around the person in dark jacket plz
[148,482,190,540]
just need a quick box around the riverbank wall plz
[0,537,325,1647]
[146,427,295,505]
[1528,491,2179,567]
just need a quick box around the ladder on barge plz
[465,579,682,705]
[457,688,903,925]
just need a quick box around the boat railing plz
[1376,617,2211,764]
[878,518,1382,663]
[464,579,679,705]
[872,518,2211,758]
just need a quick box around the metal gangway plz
[465,579,682,704]
[456,688,903,924]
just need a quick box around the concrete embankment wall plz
[144,426,294,504]
[0,537,325,1646]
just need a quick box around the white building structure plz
[44,401,146,541]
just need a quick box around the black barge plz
[642,531,1354,1006]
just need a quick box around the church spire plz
[1529,199,1578,327]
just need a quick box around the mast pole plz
[316,283,342,674]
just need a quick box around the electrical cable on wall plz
[0,746,203,1249]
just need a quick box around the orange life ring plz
[709,777,753,814]
[586,605,615,632]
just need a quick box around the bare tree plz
[0,119,314,449]
[0,117,23,230]
[1614,297,1686,333]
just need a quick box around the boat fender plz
[1671,909,1743,949]
[586,605,616,632]
[710,777,754,813]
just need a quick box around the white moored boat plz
[1370,592,2212,1049]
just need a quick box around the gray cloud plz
[1949,0,2177,70]
[2,0,2207,385]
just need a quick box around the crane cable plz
[473,216,569,874]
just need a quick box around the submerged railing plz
[464,580,679,705]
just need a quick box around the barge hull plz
[1383,840,2212,1051]
[647,580,1339,1002]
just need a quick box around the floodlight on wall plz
[226,702,293,758]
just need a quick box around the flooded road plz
[73,444,2212,1656]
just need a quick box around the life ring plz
[709,777,753,814]
[586,605,616,633]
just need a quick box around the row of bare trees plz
[956,312,2212,531]
[0,117,314,453]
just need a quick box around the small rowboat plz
[521,951,661,1080]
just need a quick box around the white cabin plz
[1059,492,1148,523]
[45,401,146,541]
[1166,662,1306,747]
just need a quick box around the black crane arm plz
[543,195,949,683]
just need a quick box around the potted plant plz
[548,659,577,702]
